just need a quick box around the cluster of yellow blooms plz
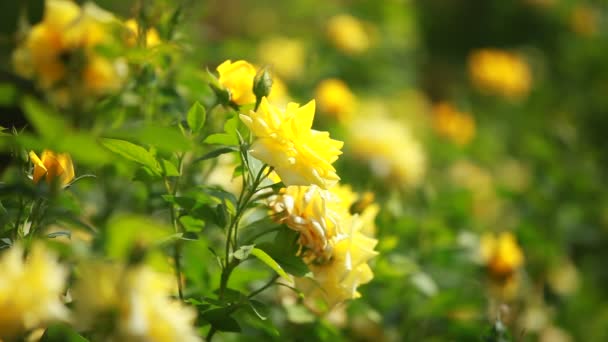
[0,242,199,341]
[468,48,532,100]
[432,102,476,146]
[13,0,122,106]
[0,243,68,339]
[217,59,378,309]
[72,262,201,341]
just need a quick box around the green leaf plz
[187,101,206,134]
[101,138,162,175]
[22,97,69,141]
[232,244,255,260]
[193,147,237,163]
[108,125,190,153]
[161,159,180,176]
[41,323,89,342]
[238,217,282,245]
[250,248,291,283]
[204,115,240,145]
[202,307,242,333]
[179,216,205,232]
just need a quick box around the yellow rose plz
[296,217,378,309]
[29,150,75,186]
[468,49,532,100]
[315,79,356,122]
[240,97,343,188]
[432,101,476,146]
[327,14,370,55]
[479,232,524,278]
[0,243,68,339]
[269,185,342,259]
[217,60,257,105]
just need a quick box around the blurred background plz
[4,0,608,340]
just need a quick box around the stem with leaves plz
[165,152,185,300]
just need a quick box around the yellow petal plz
[29,151,48,183]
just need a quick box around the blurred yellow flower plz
[257,37,305,80]
[73,262,201,342]
[12,0,120,101]
[125,19,161,47]
[432,102,475,146]
[29,150,75,186]
[327,14,370,55]
[315,79,356,122]
[0,243,68,339]
[296,216,378,309]
[217,60,257,105]
[348,116,426,187]
[468,49,532,100]
[570,5,597,37]
[240,97,343,188]
[479,232,524,278]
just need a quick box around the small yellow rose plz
[217,60,257,105]
[29,150,75,186]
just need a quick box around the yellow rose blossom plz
[0,243,68,339]
[12,0,120,101]
[240,97,343,188]
[217,60,257,105]
[270,183,378,309]
[479,232,524,278]
[72,262,201,342]
[29,150,75,186]
[269,185,341,259]
[468,49,532,100]
[348,115,426,187]
[257,36,305,80]
[296,216,378,309]
[327,14,370,55]
[125,19,161,47]
[432,102,476,146]
[315,79,356,122]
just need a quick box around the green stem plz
[219,164,269,300]
[166,153,185,300]
[248,274,279,299]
